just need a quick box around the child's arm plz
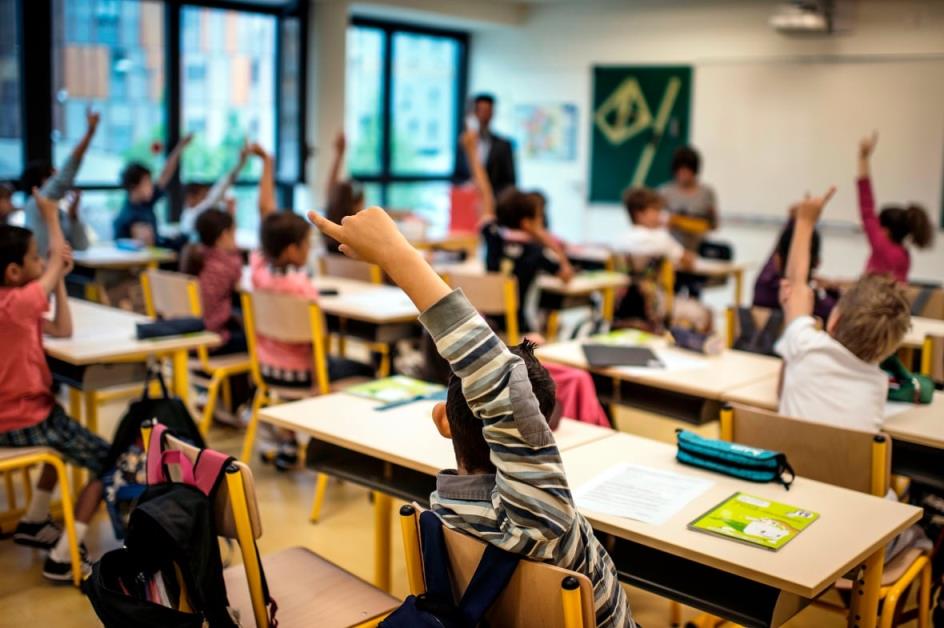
[781,187,835,324]
[33,189,74,296]
[42,109,100,200]
[156,133,194,190]
[196,143,250,214]
[43,280,73,338]
[461,130,495,221]
[252,144,277,218]
[326,131,346,192]
[856,132,886,251]
[309,208,577,552]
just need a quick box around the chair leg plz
[47,456,81,587]
[4,471,16,512]
[919,559,932,628]
[239,389,266,463]
[308,474,330,524]
[373,491,392,592]
[221,376,233,413]
[878,556,929,628]
[68,387,82,423]
[21,467,31,505]
[200,376,223,437]
[377,346,391,378]
[670,601,683,627]
[546,310,561,341]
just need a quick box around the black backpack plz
[380,511,520,628]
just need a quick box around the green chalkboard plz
[589,65,692,203]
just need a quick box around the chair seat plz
[834,547,926,589]
[189,353,252,375]
[223,546,398,628]
[0,447,54,463]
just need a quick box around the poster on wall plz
[514,103,578,161]
[589,65,692,203]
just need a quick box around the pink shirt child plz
[0,282,55,431]
[858,177,909,283]
[249,251,319,373]
[197,247,243,343]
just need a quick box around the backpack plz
[380,511,520,628]
[881,355,935,404]
[732,307,784,357]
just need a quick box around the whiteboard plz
[692,58,944,225]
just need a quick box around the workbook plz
[582,345,664,368]
[345,376,445,404]
[589,329,655,345]
[689,492,819,551]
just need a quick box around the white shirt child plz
[775,316,888,431]
[612,225,686,264]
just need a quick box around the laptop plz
[582,344,664,368]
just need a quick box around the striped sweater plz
[418,290,634,628]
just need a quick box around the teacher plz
[659,145,718,252]
[453,93,517,195]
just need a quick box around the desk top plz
[562,432,922,599]
[43,299,219,365]
[537,271,630,296]
[903,316,944,349]
[692,258,751,277]
[73,246,176,270]
[535,338,783,400]
[259,392,617,477]
[315,277,419,324]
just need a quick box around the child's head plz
[20,160,55,194]
[0,183,15,219]
[120,162,154,202]
[0,226,42,287]
[671,146,701,187]
[432,340,556,473]
[525,190,548,228]
[195,208,236,250]
[326,182,365,224]
[260,212,311,268]
[826,274,910,364]
[496,188,541,231]
[622,186,664,229]
[878,204,933,249]
[184,182,211,209]
[774,222,821,277]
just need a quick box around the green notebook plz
[589,329,654,345]
[688,492,819,551]
[345,376,445,404]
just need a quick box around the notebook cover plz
[581,344,664,368]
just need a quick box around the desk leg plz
[602,288,616,323]
[734,270,744,307]
[848,547,884,628]
[171,350,190,405]
[373,491,393,592]
[546,310,561,341]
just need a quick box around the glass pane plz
[52,0,165,185]
[345,26,384,175]
[0,0,22,179]
[181,7,276,182]
[386,182,450,237]
[277,17,301,182]
[391,32,460,176]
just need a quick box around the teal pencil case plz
[676,429,795,489]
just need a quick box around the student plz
[185,208,245,355]
[308,206,635,628]
[22,109,99,255]
[322,132,365,255]
[0,190,108,581]
[113,133,194,248]
[857,133,933,282]
[179,143,251,235]
[776,186,911,431]
[659,146,718,251]
[613,186,695,269]
[753,216,838,321]
[0,183,15,224]
[466,131,573,335]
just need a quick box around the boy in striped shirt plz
[309,207,634,628]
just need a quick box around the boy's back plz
[0,282,54,430]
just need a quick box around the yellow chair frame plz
[545,254,620,342]
[442,272,520,346]
[141,271,252,436]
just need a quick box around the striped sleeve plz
[419,290,577,556]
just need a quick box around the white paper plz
[575,463,714,525]
[884,401,915,418]
[612,349,707,376]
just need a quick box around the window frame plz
[13,0,307,219]
[348,16,469,206]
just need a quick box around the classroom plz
[0,0,942,626]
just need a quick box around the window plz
[346,20,466,224]
[0,0,22,179]
[52,0,165,185]
[180,6,276,184]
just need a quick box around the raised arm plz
[326,131,346,192]
[196,143,250,213]
[42,109,100,200]
[856,132,886,248]
[32,189,74,297]
[157,133,194,190]
[252,144,277,218]
[781,187,835,323]
[461,130,495,220]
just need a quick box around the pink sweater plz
[858,176,909,283]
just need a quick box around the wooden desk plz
[563,433,921,627]
[903,317,944,349]
[410,231,480,259]
[537,271,630,337]
[44,299,219,403]
[72,246,177,303]
[315,277,419,326]
[691,259,751,306]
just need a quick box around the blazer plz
[454,132,517,194]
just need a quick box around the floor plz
[3,386,921,628]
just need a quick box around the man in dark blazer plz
[453,93,517,195]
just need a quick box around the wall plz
[468,0,944,249]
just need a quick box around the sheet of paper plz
[575,463,714,525]
[884,401,916,418]
[612,349,706,375]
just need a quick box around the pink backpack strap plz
[192,449,233,497]
[146,423,168,485]
[159,450,196,485]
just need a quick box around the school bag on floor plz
[380,510,520,628]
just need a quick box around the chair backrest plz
[725,305,782,349]
[445,272,520,345]
[142,269,201,319]
[924,334,944,383]
[905,285,944,319]
[319,255,383,284]
[723,404,891,496]
[400,506,595,628]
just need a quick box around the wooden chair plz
[319,255,383,284]
[144,427,399,628]
[141,270,252,436]
[724,305,784,349]
[904,285,944,320]
[239,290,367,523]
[398,504,595,628]
[444,271,520,345]
[721,404,933,628]
[920,334,943,384]
[0,448,82,586]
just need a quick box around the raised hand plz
[60,243,74,274]
[307,206,412,268]
[31,188,61,225]
[85,108,101,136]
[334,131,346,154]
[460,129,478,155]
[859,131,878,161]
[248,142,269,159]
[794,186,836,224]
[66,189,82,221]
[180,132,195,147]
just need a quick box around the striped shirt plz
[418,290,634,628]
